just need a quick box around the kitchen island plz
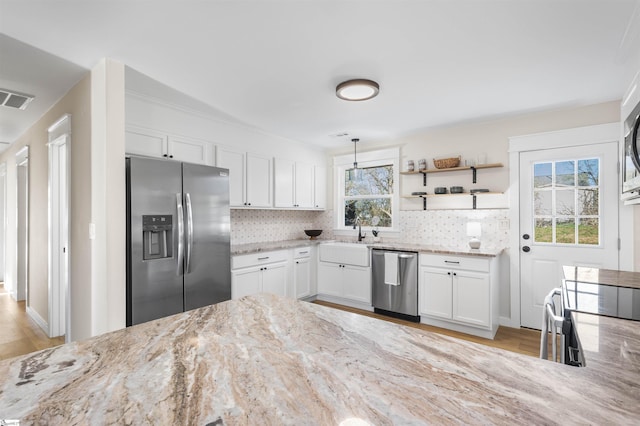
[1,293,638,424]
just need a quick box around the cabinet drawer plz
[419,253,490,272]
[293,246,312,259]
[232,249,289,269]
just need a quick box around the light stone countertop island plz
[1,293,638,425]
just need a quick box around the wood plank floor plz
[0,284,65,361]
[314,300,542,358]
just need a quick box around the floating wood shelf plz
[402,192,504,210]
[400,163,503,185]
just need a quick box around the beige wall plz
[0,73,93,339]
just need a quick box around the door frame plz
[15,146,29,303]
[48,114,71,340]
[506,122,629,328]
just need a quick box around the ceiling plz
[1,0,639,152]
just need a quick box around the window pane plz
[578,218,599,245]
[556,189,575,215]
[345,198,392,227]
[556,218,575,244]
[534,190,552,215]
[534,163,552,188]
[578,188,598,215]
[534,218,553,243]
[578,159,599,186]
[555,161,575,186]
[345,165,393,196]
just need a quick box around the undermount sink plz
[319,242,370,267]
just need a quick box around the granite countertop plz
[1,294,638,424]
[232,238,503,257]
[563,265,640,289]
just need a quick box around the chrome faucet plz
[353,217,366,242]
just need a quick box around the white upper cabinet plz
[274,159,322,209]
[246,154,272,208]
[314,166,327,210]
[216,147,245,207]
[168,136,213,165]
[217,149,272,208]
[125,126,213,166]
[125,127,167,159]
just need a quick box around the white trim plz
[26,305,49,335]
[47,113,71,137]
[507,122,620,328]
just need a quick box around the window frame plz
[333,147,400,234]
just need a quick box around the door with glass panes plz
[519,142,619,329]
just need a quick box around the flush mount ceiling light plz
[336,79,379,101]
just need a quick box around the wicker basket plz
[433,156,460,169]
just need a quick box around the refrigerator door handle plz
[185,192,194,273]
[176,193,184,275]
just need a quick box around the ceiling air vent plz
[0,88,35,110]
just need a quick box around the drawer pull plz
[298,251,309,254]
[258,256,270,260]
[444,260,460,264]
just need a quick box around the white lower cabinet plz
[317,261,371,307]
[419,253,499,339]
[231,250,289,299]
[293,247,313,299]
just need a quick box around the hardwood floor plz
[0,283,65,361]
[314,300,543,358]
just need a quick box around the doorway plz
[48,114,70,340]
[508,123,621,329]
[0,162,6,285]
[16,146,29,303]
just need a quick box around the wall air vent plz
[0,88,35,110]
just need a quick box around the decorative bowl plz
[304,229,323,239]
[450,186,464,193]
[434,187,447,194]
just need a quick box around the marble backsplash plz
[231,209,510,249]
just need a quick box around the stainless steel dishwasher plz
[371,249,419,322]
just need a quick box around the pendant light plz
[349,138,360,181]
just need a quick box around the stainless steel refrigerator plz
[126,156,231,326]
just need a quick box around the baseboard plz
[26,306,50,336]
[499,315,521,328]
[315,294,374,312]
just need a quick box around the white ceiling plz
[1,0,639,151]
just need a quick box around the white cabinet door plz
[313,166,327,209]
[126,128,167,159]
[317,262,342,297]
[274,158,295,208]
[342,265,371,304]
[453,270,490,327]
[420,267,453,319]
[295,162,314,208]
[261,261,288,297]
[232,266,261,299]
[168,136,212,165]
[217,148,245,207]
[246,153,272,208]
[294,257,312,299]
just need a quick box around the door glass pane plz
[534,163,552,188]
[578,218,599,245]
[577,159,599,186]
[555,161,575,186]
[556,189,575,215]
[578,188,598,215]
[345,198,392,227]
[534,191,552,215]
[531,157,600,247]
[556,218,575,244]
[534,218,553,243]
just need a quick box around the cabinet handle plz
[448,272,451,275]
[163,154,168,157]
[296,261,299,264]
[453,272,457,276]
[299,251,308,254]
[444,260,460,264]
[258,256,270,260]
[169,155,174,158]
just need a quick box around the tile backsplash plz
[231,208,509,249]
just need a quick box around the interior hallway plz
[0,283,65,361]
